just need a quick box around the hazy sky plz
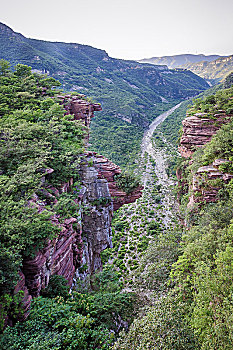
[1,0,232,60]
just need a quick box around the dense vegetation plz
[171,115,233,349]
[0,61,138,348]
[0,60,85,325]
[1,269,136,349]
[114,85,233,349]
[1,26,233,348]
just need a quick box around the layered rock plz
[57,95,102,128]
[179,112,229,158]
[86,152,143,210]
[178,110,233,207]
[188,159,233,206]
[16,180,83,300]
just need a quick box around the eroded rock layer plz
[86,152,143,210]
[179,110,232,207]
[57,95,102,128]
[189,160,233,205]
[179,112,229,158]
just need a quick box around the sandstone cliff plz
[178,110,232,206]
[179,112,229,158]
[12,97,142,320]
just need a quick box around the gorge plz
[0,23,233,350]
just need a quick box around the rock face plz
[79,152,143,274]
[179,111,233,206]
[79,157,113,275]
[188,160,233,206]
[11,99,142,322]
[179,113,229,158]
[16,179,83,300]
[57,95,102,128]
[87,152,143,210]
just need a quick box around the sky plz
[0,0,233,60]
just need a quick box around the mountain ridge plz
[138,53,224,69]
[0,22,209,130]
[183,54,233,83]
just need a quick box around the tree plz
[0,59,11,76]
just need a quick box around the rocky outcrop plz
[178,110,233,207]
[188,159,233,206]
[86,152,143,210]
[57,95,102,128]
[179,112,229,158]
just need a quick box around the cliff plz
[179,112,229,158]
[57,95,102,129]
[178,108,233,206]
[11,98,142,321]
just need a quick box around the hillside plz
[113,83,233,350]
[155,82,224,145]
[183,54,233,84]
[0,22,209,130]
[138,54,222,69]
[0,63,143,348]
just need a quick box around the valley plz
[101,104,181,293]
[1,21,233,350]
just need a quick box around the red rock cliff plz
[57,95,102,128]
[11,97,142,322]
[179,112,229,158]
[86,152,143,210]
[179,111,232,206]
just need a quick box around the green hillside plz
[156,82,224,145]
[183,55,233,84]
[0,22,209,129]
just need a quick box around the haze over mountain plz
[138,54,224,69]
[139,53,233,85]
[183,55,233,84]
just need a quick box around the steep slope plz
[138,54,222,69]
[113,78,233,350]
[0,22,209,129]
[183,54,233,84]
[0,64,142,334]
[172,85,233,349]
[155,82,224,145]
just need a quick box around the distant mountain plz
[0,23,209,128]
[138,54,223,69]
[183,55,233,84]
